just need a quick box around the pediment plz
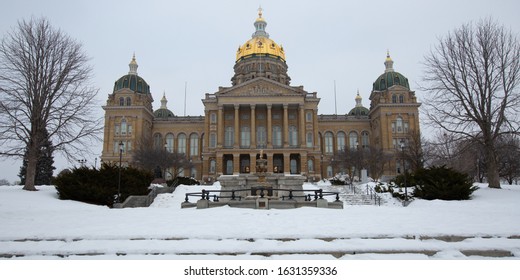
[217,77,304,97]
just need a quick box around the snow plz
[0,182,519,260]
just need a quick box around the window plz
[337,132,346,151]
[306,112,312,122]
[210,112,217,124]
[121,119,127,135]
[127,125,132,135]
[153,133,162,150]
[190,133,199,156]
[119,97,125,106]
[396,117,403,132]
[209,160,216,174]
[115,124,120,135]
[165,133,174,152]
[349,131,358,149]
[289,126,298,146]
[362,131,369,149]
[209,133,216,148]
[177,133,186,154]
[306,132,313,148]
[324,132,333,153]
[392,122,396,133]
[399,95,404,103]
[392,95,397,103]
[240,126,250,148]
[327,166,333,177]
[404,122,409,133]
[226,159,233,175]
[224,127,234,147]
[257,126,266,148]
[191,167,197,179]
[307,159,314,172]
[272,126,282,147]
[126,97,131,106]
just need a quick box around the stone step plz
[1,236,518,259]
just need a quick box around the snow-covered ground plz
[0,182,519,260]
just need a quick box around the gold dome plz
[236,37,286,62]
[236,8,286,62]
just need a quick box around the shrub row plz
[55,163,153,207]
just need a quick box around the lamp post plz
[400,140,408,202]
[117,141,123,203]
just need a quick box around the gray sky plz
[1,0,519,183]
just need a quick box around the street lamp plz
[117,141,124,203]
[400,140,408,202]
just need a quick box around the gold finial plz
[258,6,263,18]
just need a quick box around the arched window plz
[362,131,369,149]
[289,126,298,146]
[153,133,162,150]
[324,132,333,153]
[392,95,397,103]
[190,133,199,156]
[240,126,250,148]
[349,131,358,149]
[396,117,403,133]
[165,133,174,152]
[119,97,125,106]
[306,132,313,148]
[224,127,234,148]
[272,126,282,147]
[307,159,314,172]
[257,126,266,148]
[337,132,346,151]
[399,95,404,103]
[177,133,186,154]
[126,97,131,106]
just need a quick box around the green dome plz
[348,106,369,116]
[154,108,175,118]
[113,74,150,94]
[373,71,409,91]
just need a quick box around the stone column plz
[233,153,240,175]
[250,104,256,148]
[299,105,305,148]
[250,152,257,174]
[234,104,239,149]
[284,153,290,175]
[283,103,289,147]
[217,105,224,148]
[313,108,319,150]
[267,104,272,148]
[266,152,272,173]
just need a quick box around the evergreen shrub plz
[55,163,153,207]
[412,166,478,200]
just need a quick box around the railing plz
[365,185,382,206]
[184,187,341,203]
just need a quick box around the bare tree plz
[496,135,520,185]
[402,130,424,172]
[364,146,392,182]
[132,135,194,182]
[0,18,102,191]
[422,18,520,188]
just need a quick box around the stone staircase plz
[340,184,383,206]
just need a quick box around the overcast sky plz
[1,0,519,183]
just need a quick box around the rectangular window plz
[127,125,132,135]
[115,125,120,135]
[241,128,250,148]
[404,123,409,133]
[391,122,395,133]
[209,133,216,148]
[306,112,312,122]
[306,132,313,148]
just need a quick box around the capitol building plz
[101,10,420,182]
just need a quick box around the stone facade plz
[101,11,420,182]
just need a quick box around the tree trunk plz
[23,144,38,191]
[485,147,501,189]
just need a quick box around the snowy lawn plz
[0,182,519,259]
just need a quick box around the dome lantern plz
[129,53,138,75]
